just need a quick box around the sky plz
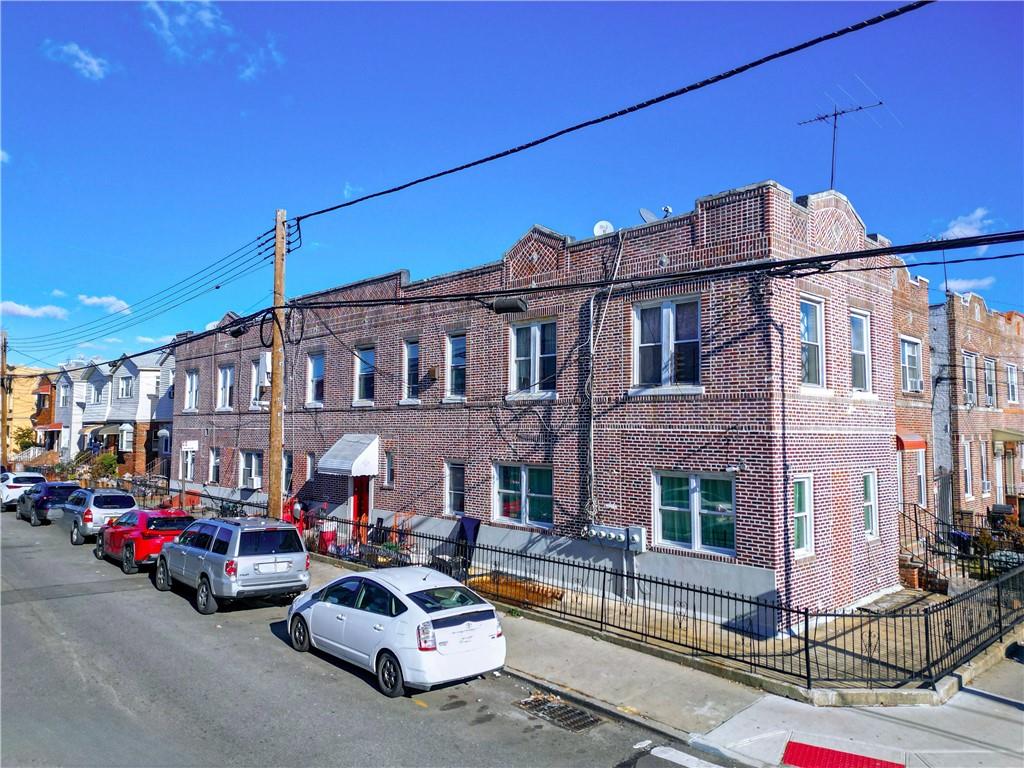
[2,1,1022,370]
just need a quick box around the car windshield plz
[148,516,194,531]
[93,494,135,509]
[238,529,303,556]
[406,586,485,613]
[46,486,77,500]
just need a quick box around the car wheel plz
[93,539,105,560]
[70,523,84,546]
[121,544,138,575]
[154,559,172,592]
[30,509,41,527]
[376,651,405,698]
[195,577,218,615]
[290,616,310,652]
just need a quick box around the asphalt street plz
[0,509,724,768]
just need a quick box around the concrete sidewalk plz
[307,558,1024,768]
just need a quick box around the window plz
[653,473,735,554]
[633,299,700,390]
[849,312,871,392]
[404,340,420,400]
[962,441,973,497]
[241,451,263,488]
[511,322,557,395]
[160,432,170,454]
[800,297,825,387]
[792,476,813,556]
[983,358,997,407]
[447,333,467,398]
[307,352,325,405]
[212,527,232,555]
[963,353,977,405]
[915,449,927,507]
[185,370,199,410]
[1008,364,1020,403]
[306,452,315,481]
[354,346,375,403]
[283,451,293,492]
[118,425,134,452]
[495,464,553,526]
[323,578,361,607]
[209,447,221,484]
[89,382,103,404]
[385,450,395,486]
[181,448,196,481]
[217,365,235,410]
[900,338,923,392]
[250,359,260,407]
[59,384,69,408]
[118,376,134,399]
[356,581,400,616]
[445,462,465,515]
[862,471,878,538]
[980,442,990,495]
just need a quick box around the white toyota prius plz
[288,566,506,697]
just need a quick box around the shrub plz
[93,453,118,479]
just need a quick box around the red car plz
[94,509,195,574]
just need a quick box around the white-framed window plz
[494,464,553,527]
[118,424,134,452]
[403,340,420,401]
[181,448,196,481]
[250,359,261,408]
[1008,364,1020,403]
[59,384,69,408]
[385,450,395,486]
[632,298,700,390]
[963,440,973,498]
[652,472,735,555]
[354,346,375,404]
[118,375,134,399]
[306,352,325,405]
[209,447,221,484]
[849,311,871,392]
[915,449,927,507]
[447,333,467,398]
[283,451,293,492]
[445,462,466,515]
[217,365,235,410]
[983,358,997,407]
[185,370,199,410]
[862,470,878,538]
[792,476,813,556]
[240,451,263,488]
[88,381,103,404]
[800,296,825,387]
[900,337,923,392]
[510,321,557,395]
[305,452,315,482]
[963,352,977,406]
[980,442,990,496]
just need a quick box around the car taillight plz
[495,617,503,638]
[224,559,237,577]
[305,554,310,571]
[83,509,93,523]
[416,621,436,652]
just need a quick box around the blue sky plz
[2,1,1022,369]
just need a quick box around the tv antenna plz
[798,100,883,189]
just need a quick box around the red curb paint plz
[782,741,903,768]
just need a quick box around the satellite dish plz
[593,220,614,237]
[639,208,658,224]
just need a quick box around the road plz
[1,509,726,768]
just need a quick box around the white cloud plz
[0,149,9,164]
[238,33,284,81]
[941,207,994,254]
[343,181,364,201]
[44,40,111,81]
[136,334,174,344]
[103,337,123,343]
[51,288,67,297]
[78,294,130,314]
[941,277,996,293]
[0,301,69,320]
[204,320,219,330]
[76,341,106,349]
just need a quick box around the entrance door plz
[352,476,370,543]
[995,456,1005,505]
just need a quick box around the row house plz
[172,180,906,612]
[29,372,60,452]
[931,294,1024,526]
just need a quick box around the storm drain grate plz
[517,694,602,733]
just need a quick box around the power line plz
[293,1,932,224]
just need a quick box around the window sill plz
[249,405,264,412]
[182,408,198,414]
[794,549,815,561]
[982,493,992,499]
[799,386,834,398]
[352,400,374,409]
[627,385,705,398]
[304,402,324,410]
[865,533,880,543]
[494,517,554,531]
[655,540,735,558]
[398,398,422,406]
[442,396,467,404]
[851,391,878,401]
[215,408,234,413]
[965,495,975,501]
[505,391,557,402]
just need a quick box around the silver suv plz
[154,517,310,614]
[64,488,138,545]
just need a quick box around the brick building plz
[171,180,905,611]
[930,294,1024,524]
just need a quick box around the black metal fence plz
[116,477,270,519]
[311,514,1024,690]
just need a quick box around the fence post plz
[923,606,935,690]
[600,569,607,631]
[803,608,812,690]
[996,577,1004,640]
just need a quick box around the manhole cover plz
[517,694,602,733]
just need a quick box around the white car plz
[288,566,505,697]
[0,472,46,511]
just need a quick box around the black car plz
[17,482,81,527]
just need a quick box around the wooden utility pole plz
[0,331,8,470]
[266,210,287,519]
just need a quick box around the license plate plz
[255,562,287,574]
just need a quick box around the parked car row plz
[5,480,507,696]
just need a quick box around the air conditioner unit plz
[246,477,262,490]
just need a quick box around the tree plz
[13,426,37,452]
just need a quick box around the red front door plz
[352,477,370,543]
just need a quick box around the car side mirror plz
[174,535,182,543]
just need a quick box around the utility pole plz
[798,100,883,189]
[266,210,287,520]
[1,331,8,470]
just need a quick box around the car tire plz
[376,651,405,698]
[70,523,84,546]
[154,559,172,592]
[93,540,105,560]
[290,616,310,652]
[30,509,40,527]
[121,544,138,575]
[195,577,218,615]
